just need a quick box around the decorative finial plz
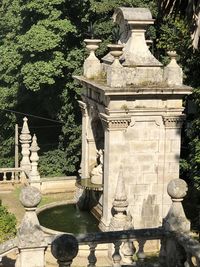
[20,186,41,209]
[30,134,40,153]
[20,117,32,173]
[51,234,79,267]
[109,166,132,230]
[29,134,40,182]
[83,39,102,79]
[167,179,188,201]
[163,179,190,232]
[164,51,183,86]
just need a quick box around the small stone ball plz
[167,179,188,199]
[51,234,78,262]
[20,186,41,208]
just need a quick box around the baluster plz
[121,241,135,264]
[88,242,97,267]
[11,171,14,182]
[136,239,146,265]
[112,241,122,267]
[15,171,19,181]
[3,172,6,181]
[159,237,167,266]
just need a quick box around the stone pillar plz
[161,115,185,217]
[99,114,131,231]
[29,134,40,186]
[159,179,190,267]
[164,51,183,86]
[107,44,126,88]
[78,100,89,178]
[16,186,47,267]
[20,117,32,173]
[83,39,102,79]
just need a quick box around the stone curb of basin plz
[36,201,110,266]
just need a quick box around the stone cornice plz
[78,100,88,116]
[163,115,185,128]
[100,113,131,131]
[74,76,192,97]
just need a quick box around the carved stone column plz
[20,117,32,174]
[99,114,131,231]
[78,100,89,178]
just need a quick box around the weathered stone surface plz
[29,134,40,182]
[20,117,31,173]
[107,64,126,88]
[164,51,183,86]
[75,6,192,231]
[51,234,78,263]
[83,39,102,79]
[167,179,187,200]
[20,186,41,208]
[163,179,190,232]
[14,186,48,267]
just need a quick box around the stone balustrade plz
[0,178,200,267]
[0,167,26,183]
[0,117,40,187]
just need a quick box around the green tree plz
[0,0,158,175]
[156,6,200,194]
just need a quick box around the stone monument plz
[74,7,192,231]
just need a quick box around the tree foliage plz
[0,0,200,184]
[0,204,17,243]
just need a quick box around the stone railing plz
[0,167,26,183]
[1,179,200,267]
[48,228,164,267]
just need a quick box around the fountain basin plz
[37,201,100,234]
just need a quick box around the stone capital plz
[100,113,131,131]
[163,115,185,129]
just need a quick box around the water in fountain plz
[38,203,99,234]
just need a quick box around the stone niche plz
[74,7,192,231]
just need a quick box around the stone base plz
[98,218,110,232]
[91,203,102,221]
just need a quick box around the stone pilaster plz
[99,114,131,231]
[78,100,89,178]
[20,117,32,174]
[161,115,186,217]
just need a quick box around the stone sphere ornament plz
[51,234,78,263]
[20,186,41,208]
[167,179,188,200]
